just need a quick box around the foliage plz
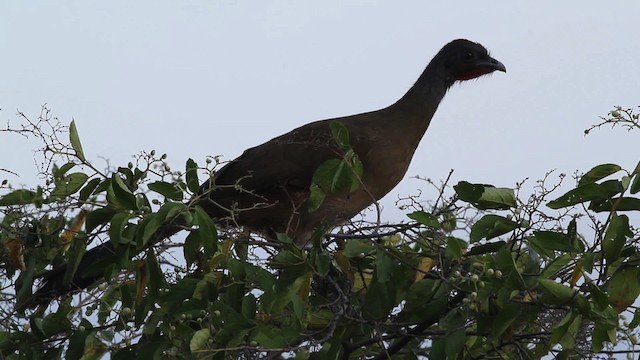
[1,106,640,359]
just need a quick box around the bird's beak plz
[482,57,506,73]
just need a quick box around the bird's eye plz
[464,51,474,60]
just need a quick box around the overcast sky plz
[2,2,640,220]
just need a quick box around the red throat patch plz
[455,67,493,81]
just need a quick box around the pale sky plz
[2,2,640,220]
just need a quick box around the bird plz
[25,39,505,308]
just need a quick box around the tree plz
[1,105,640,359]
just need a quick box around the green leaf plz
[147,181,183,201]
[603,214,631,263]
[445,237,467,259]
[467,241,506,255]
[329,121,350,149]
[79,178,102,202]
[629,307,640,329]
[53,162,75,177]
[550,312,582,349]
[189,329,211,352]
[454,181,516,210]
[401,279,442,316]
[489,302,522,341]
[578,163,621,186]
[547,181,623,209]
[445,312,466,358]
[528,231,574,258]
[42,312,72,336]
[375,249,395,283]
[145,250,164,300]
[194,206,217,258]
[185,158,200,193]
[183,232,200,267]
[63,235,87,286]
[343,239,375,257]
[470,214,519,243]
[540,254,572,278]
[307,184,326,213]
[538,279,575,305]
[480,187,517,209]
[589,197,640,212]
[608,267,640,312]
[69,119,86,161]
[630,174,640,194]
[407,211,441,228]
[50,172,89,198]
[592,321,616,352]
[86,207,117,233]
[241,293,257,321]
[315,252,331,277]
[330,160,353,192]
[159,278,199,310]
[193,273,218,302]
[107,175,138,210]
[253,325,298,348]
[109,212,132,245]
[0,189,37,205]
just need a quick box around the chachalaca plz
[26,39,505,308]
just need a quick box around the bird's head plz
[435,39,506,82]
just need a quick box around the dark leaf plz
[253,325,298,348]
[608,267,640,312]
[107,174,138,210]
[589,197,640,212]
[578,163,622,186]
[630,175,640,195]
[454,181,516,210]
[50,172,89,199]
[79,178,102,202]
[467,241,506,255]
[489,302,522,341]
[307,184,326,213]
[629,307,640,329]
[343,239,375,257]
[241,293,257,321]
[194,206,217,257]
[329,121,350,149]
[548,181,623,209]
[0,189,38,206]
[69,119,86,161]
[445,312,466,358]
[375,249,395,283]
[86,207,117,233]
[62,235,87,287]
[528,231,575,257]
[147,181,183,201]
[470,214,519,243]
[53,162,75,178]
[42,312,72,337]
[407,211,441,228]
[315,252,331,277]
[185,158,200,193]
[603,214,632,263]
[183,232,200,268]
[540,254,572,278]
[538,279,575,305]
[445,237,467,259]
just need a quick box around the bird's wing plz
[202,116,362,196]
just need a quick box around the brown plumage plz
[26,38,505,307]
[197,38,505,245]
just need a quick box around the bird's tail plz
[21,219,185,310]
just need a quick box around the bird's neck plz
[390,66,452,141]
